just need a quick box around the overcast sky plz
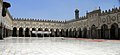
[4,0,120,21]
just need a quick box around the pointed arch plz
[83,27,87,38]
[101,24,109,39]
[69,29,72,37]
[19,27,24,37]
[78,28,82,38]
[110,23,119,39]
[25,28,30,37]
[38,28,43,37]
[12,27,17,37]
[50,29,54,37]
[31,28,36,37]
[91,25,97,39]
[55,29,60,37]
[61,29,65,37]
[73,28,77,38]
[66,29,69,37]
[44,28,49,37]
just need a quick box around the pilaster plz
[97,29,101,39]
[17,30,19,37]
[108,29,111,39]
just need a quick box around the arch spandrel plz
[17,28,19,30]
[30,28,32,31]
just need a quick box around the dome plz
[75,9,79,12]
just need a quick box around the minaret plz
[75,9,79,19]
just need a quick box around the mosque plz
[0,0,120,40]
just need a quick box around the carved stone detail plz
[106,15,111,24]
[117,13,120,23]
[111,16,116,21]
[102,18,106,23]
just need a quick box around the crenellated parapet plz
[66,16,87,23]
[86,8,101,18]
[101,7,120,16]
[79,16,87,19]
[12,6,120,24]
[87,9,101,15]
[85,6,120,18]
[13,18,66,23]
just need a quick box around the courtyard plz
[0,37,120,55]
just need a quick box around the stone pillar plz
[76,31,79,38]
[67,31,69,37]
[8,29,10,37]
[30,31,31,37]
[89,30,91,39]
[64,31,66,37]
[7,29,9,37]
[71,31,74,38]
[53,32,55,37]
[81,31,83,38]
[10,30,12,37]
[108,29,111,39]
[17,30,19,37]
[97,29,101,39]
[96,29,98,39]
[87,30,90,38]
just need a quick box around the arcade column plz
[87,30,90,39]
[97,29,101,39]
[7,29,11,37]
[108,29,111,39]
[76,31,79,38]
[29,31,31,37]
[96,29,98,39]
[10,30,12,36]
[17,30,19,37]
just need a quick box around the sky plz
[4,0,120,21]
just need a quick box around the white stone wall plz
[3,12,13,30]
[11,8,120,32]
[0,0,13,30]
[12,20,66,31]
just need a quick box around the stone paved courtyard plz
[0,37,120,55]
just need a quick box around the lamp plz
[2,2,11,17]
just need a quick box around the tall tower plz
[75,9,79,19]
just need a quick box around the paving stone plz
[0,37,120,55]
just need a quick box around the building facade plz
[0,0,12,39]
[0,1,120,40]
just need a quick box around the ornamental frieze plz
[98,17,101,25]
[117,13,120,23]
[106,15,111,24]
[111,16,116,21]
[102,18,106,23]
